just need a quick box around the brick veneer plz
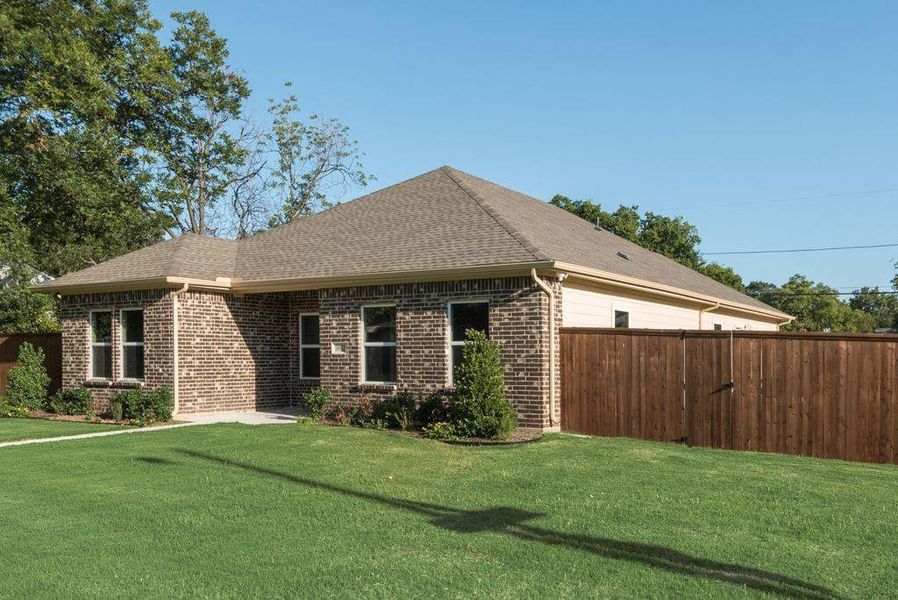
[60,290,174,410]
[60,275,559,428]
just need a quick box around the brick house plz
[36,166,789,429]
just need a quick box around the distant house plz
[1,264,52,289]
[35,166,790,429]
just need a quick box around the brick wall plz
[60,276,558,428]
[60,290,174,410]
[176,291,290,413]
[317,276,553,428]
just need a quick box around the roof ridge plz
[439,166,549,262]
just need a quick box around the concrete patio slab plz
[179,405,301,425]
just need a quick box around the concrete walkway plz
[0,406,301,448]
[0,422,202,448]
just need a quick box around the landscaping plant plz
[46,388,94,416]
[6,342,51,411]
[372,392,417,430]
[451,330,516,439]
[109,387,172,425]
[301,388,332,420]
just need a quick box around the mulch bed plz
[444,427,543,446]
[24,411,183,427]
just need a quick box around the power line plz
[656,187,895,212]
[748,290,898,297]
[704,242,898,256]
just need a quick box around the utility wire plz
[704,242,898,256]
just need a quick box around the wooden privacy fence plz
[560,328,898,464]
[0,334,62,397]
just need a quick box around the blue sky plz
[149,0,898,289]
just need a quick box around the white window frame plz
[89,309,114,380]
[119,308,145,382]
[361,304,397,385]
[299,312,321,380]
[612,304,631,329]
[447,299,490,385]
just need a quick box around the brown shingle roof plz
[38,166,786,318]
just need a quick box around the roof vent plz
[594,218,603,232]
[617,251,630,261]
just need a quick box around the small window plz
[713,323,723,331]
[300,314,320,379]
[120,309,144,380]
[448,301,489,381]
[362,306,397,383]
[90,311,113,379]
[614,309,629,328]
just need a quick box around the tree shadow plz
[134,456,178,465]
[176,449,839,599]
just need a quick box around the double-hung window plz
[362,306,396,384]
[300,314,321,379]
[90,311,113,379]
[448,301,489,383]
[120,309,145,380]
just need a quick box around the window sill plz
[113,379,145,389]
[356,382,397,392]
[84,378,113,388]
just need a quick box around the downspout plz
[171,283,189,416]
[531,269,557,428]
[777,318,793,330]
[699,302,720,329]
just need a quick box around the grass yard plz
[0,417,127,443]
[1,423,896,598]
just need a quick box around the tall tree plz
[151,10,254,235]
[747,275,874,332]
[849,287,898,330]
[267,82,372,226]
[0,0,174,276]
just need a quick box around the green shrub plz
[110,387,172,425]
[48,387,94,416]
[415,390,452,427]
[301,388,331,420]
[451,330,517,439]
[0,396,29,418]
[6,342,50,410]
[373,392,417,430]
[423,421,456,440]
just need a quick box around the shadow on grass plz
[135,456,178,465]
[176,449,839,599]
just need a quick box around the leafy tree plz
[151,11,255,235]
[451,329,517,439]
[698,262,746,292]
[747,275,874,332]
[849,287,898,330]
[267,82,373,227]
[0,0,173,276]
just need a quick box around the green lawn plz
[0,417,126,443]
[1,424,895,598]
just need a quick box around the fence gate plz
[559,328,898,465]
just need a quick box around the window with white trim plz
[614,309,630,328]
[90,311,113,379]
[300,314,320,379]
[362,305,396,384]
[448,301,489,383]
[120,309,144,380]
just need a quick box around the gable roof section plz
[36,166,787,319]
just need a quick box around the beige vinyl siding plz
[561,281,779,331]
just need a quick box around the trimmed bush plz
[6,342,50,411]
[110,387,172,425]
[451,330,517,439]
[47,387,94,416]
[372,392,417,430]
[423,421,456,440]
[301,387,331,420]
[0,396,29,418]
[415,390,452,428]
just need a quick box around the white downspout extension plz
[171,283,189,416]
[531,269,557,429]
[699,302,720,329]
